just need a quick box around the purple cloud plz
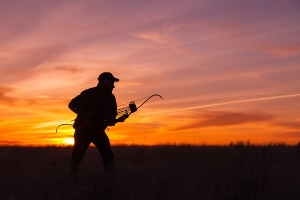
[170,111,273,131]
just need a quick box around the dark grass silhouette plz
[1,142,300,200]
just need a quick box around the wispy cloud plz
[0,45,69,85]
[133,31,169,44]
[273,131,300,139]
[148,93,300,114]
[268,44,300,58]
[273,121,300,130]
[53,66,83,74]
[0,86,16,104]
[170,111,273,131]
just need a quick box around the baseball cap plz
[98,72,119,82]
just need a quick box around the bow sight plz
[116,102,137,118]
[116,94,163,118]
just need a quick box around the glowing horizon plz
[0,0,300,146]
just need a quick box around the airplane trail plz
[148,93,300,114]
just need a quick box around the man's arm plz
[68,92,87,115]
[111,95,128,124]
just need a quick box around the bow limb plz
[136,94,163,110]
[56,123,73,133]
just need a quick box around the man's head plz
[97,72,119,94]
[98,72,119,82]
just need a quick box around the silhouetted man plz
[68,72,127,173]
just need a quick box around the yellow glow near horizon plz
[62,138,74,145]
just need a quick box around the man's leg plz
[92,130,115,170]
[70,128,91,170]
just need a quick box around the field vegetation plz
[1,142,300,200]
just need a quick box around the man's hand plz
[117,114,129,123]
[107,119,116,126]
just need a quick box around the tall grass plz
[1,143,300,200]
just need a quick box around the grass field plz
[1,143,300,200]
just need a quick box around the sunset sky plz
[1,0,300,146]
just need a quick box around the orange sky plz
[0,0,300,146]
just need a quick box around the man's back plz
[69,86,117,128]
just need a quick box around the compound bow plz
[56,94,163,133]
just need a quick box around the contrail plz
[147,93,300,114]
